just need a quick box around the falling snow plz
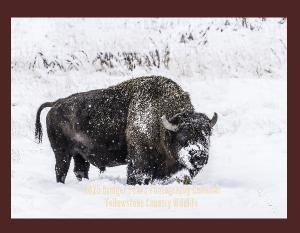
[11,18,286,218]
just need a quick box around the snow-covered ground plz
[11,18,287,218]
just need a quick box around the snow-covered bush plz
[11,18,286,79]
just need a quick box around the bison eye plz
[199,134,207,142]
[178,135,189,147]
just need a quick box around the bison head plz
[161,111,217,178]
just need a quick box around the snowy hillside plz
[11,18,287,218]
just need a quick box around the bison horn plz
[210,112,218,127]
[161,115,178,132]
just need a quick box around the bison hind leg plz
[54,150,72,184]
[73,153,90,181]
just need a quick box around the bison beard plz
[35,76,217,185]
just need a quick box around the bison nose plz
[191,153,208,167]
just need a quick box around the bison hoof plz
[99,167,106,173]
[75,171,88,181]
[127,176,151,185]
[56,174,67,184]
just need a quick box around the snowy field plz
[11,18,287,218]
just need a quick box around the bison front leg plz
[73,153,90,181]
[126,147,155,185]
[126,100,159,185]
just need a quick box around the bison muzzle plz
[35,76,217,185]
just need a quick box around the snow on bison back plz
[35,76,218,185]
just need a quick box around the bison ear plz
[210,112,218,128]
[161,115,179,132]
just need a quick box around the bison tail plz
[35,102,55,143]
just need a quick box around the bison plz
[35,76,217,185]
